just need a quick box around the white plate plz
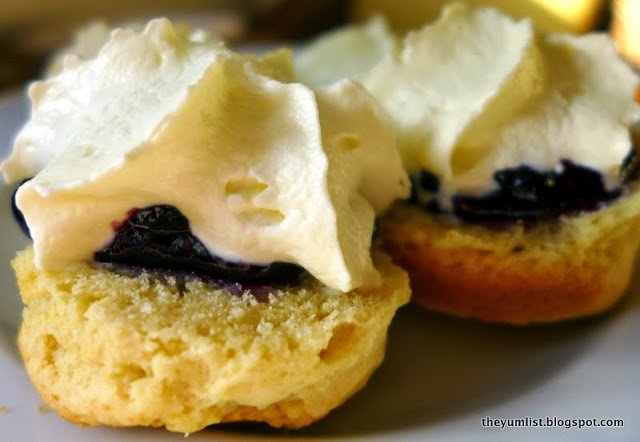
[1,90,639,442]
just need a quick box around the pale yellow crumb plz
[14,247,410,433]
[0,405,8,414]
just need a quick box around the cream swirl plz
[361,3,640,203]
[1,18,409,292]
[44,19,220,78]
[297,3,640,206]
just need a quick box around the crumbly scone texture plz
[14,247,409,433]
[379,188,640,325]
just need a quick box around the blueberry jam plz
[95,205,306,285]
[410,155,637,222]
[453,161,621,221]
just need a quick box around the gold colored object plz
[352,0,607,33]
[612,0,640,67]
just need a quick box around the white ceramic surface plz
[0,91,639,442]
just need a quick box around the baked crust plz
[14,247,409,433]
[379,189,640,324]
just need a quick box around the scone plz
[14,247,408,432]
[297,3,640,324]
[370,5,640,324]
[380,188,640,324]
[0,19,410,432]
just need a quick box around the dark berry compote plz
[409,148,639,224]
[94,205,306,288]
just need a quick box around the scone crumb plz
[242,292,260,306]
[38,404,49,414]
[0,405,8,414]
[13,247,410,432]
[256,320,274,335]
[140,301,153,314]
[229,306,245,319]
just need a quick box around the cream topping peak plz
[296,3,640,203]
[1,18,409,292]
[361,3,640,198]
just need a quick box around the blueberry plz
[452,161,621,221]
[95,205,306,285]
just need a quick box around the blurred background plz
[0,0,638,91]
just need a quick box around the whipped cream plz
[362,3,640,201]
[45,20,220,78]
[1,19,409,292]
[295,16,395,89]
[297,3,640,205]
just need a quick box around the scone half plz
[380,188,640,325]
[15,247,409,433]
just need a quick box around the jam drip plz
[95,205,305,284]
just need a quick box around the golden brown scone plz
[14,247,409,433]
[379,188,640,325]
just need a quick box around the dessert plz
[1,19,411,432]
[297,3,640,324]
